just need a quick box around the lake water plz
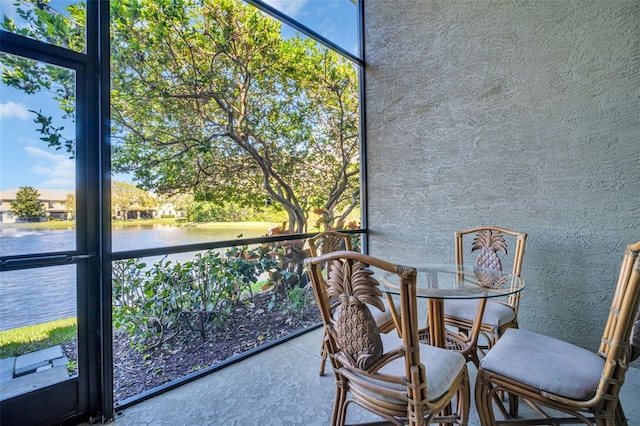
[0,223,273,331]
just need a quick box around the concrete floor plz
[109,327,640,426]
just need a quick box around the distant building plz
[112,201,185,220]
[157,202,185,219]
[1,188,185,222]
[112,205,156,220]
[0,188,74,223]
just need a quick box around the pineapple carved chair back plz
[308,231,401,376]
[444,226,527,363]
[305,251,470,426]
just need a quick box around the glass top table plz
[378,264,525,349]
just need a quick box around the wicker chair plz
[443,226,527,365]
[475,240,640,425]
[305,251,470,426]
[308,231,402,376]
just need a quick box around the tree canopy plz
[10,186,44,222]
[2,0,361,233]
[111,180,157,220]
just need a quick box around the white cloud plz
[263,0,307,18]
[0,101,30,120]
[25,146,75,189]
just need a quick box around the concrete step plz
[0,364,70,400]
[0,345,70,400]
[14,345,64,377]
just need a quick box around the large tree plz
[10,186,44,222]
[64,192,75,220]
[2,0,361,233]
[111,180,157,220]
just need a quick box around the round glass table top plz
[377,263,525,300]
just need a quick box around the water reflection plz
[0,265,76,331]
[0,227,75,257]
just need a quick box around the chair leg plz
[508,392,519,417]
[333,379,348,426]
[319,348,328,376]
[475,370,497,426]
[319,329,329,376]
[615,401,628,426]
[457,367,471,425]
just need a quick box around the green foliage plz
[108,0,361,233]
[64,192,75,218]
[9,186,44,222]
[1,1,85,52]
[112,256,197,350]
[112,180,157,219]
[2,0,361,234]
[185,200,285,223]
[281,286,313,321]
[111,236,319,351]
[185,201,226,223]
[266,286,312,324]
[66,360,77,375]
[112,246,272,350]
[259,223,308,293]
[1,1,79,157]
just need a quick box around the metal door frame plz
[0,1,111,423]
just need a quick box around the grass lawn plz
[0,318,76,359]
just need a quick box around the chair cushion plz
[346,333,466,403]
[444,299,515,327]
[333,299,400,328]
[480,328,605,400]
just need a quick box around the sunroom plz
[0,1,638,425]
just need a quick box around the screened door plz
[0,2,107,424]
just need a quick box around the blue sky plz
[1,0,79,191]
[0,0,358,192]
[1,82,76,191]
[264,0,358,54]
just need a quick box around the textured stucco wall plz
[364,0,639,357]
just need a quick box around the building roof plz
[0,188,74,201]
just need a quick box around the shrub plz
[112,246,273,350]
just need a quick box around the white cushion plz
[480,328,604,400]
[346,333,467,403]
[444,299,515,327]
